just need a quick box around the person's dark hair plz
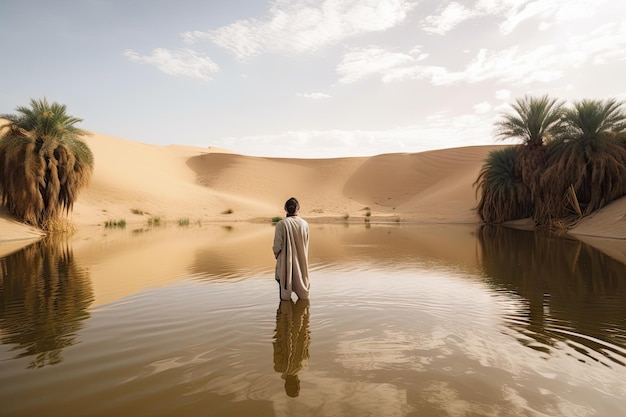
[284,197,300,216]
[284,374,300,397]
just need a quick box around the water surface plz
[1,224,625,416]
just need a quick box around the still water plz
[1,223,625,417]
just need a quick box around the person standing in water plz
[273,197,310,301]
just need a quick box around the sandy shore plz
[1,131,625,260]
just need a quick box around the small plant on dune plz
[271,216,283,224]
[105,219,126,229]
[343,214,350,221]
[177,218,190,227]
[147,216,162,227]
[222,208,233,215]
[45,218,77,234]
[131,208,147,215]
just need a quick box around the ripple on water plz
[2,227,626,417]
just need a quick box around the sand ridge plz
[1,130,625,257]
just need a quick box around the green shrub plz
[147,216,162,227]
[104,219,126,229]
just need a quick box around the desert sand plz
[1,131,625,261]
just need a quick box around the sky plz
[1,0,625,158]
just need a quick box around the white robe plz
[273,216,310,300]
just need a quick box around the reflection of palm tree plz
[477,225,626,364]
[0,237,93,368]
[273,299,310,397]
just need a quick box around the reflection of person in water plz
[273,299,311,397]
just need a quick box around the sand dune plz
[343,147,500,222]
[70,133,277,227]
[1,131,625,258]
[186,145,503,223]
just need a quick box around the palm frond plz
[561,98,626,141]
[495,95,566,148]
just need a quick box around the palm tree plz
[493,95,566,223]
[0,98,94,230]
[474,146,532,223]
[475,95,565,223]
[542,99,626,222]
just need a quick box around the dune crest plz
[1,131,625,257]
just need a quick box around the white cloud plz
[498,0,554,34]
[421,2,474,35]
[474,102,492,113]
[501,0,608,34]
[370,21,626,86]
[474,0,516,15]
[409,45,429,61]
[182,0,416,60]
[208,113,498,158]
[123,48,219,80]
[297,92,332,100]
[419,0,514,35]
[495,89,511,100]
[420,0,608,35]
[337,47,415,83]
[361,45,566,85]
[573,22,626,65]
[450,46,565,84]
